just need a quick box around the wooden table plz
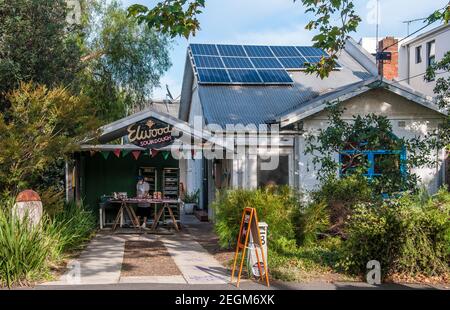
[108,198,180,232]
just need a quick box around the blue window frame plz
[339,149,407,179]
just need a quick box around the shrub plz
[213,186,301,249]
[0,199,53,287]
[339,189,450,279]
[46,201,97,260]
[296,202,330,246]
[312,174,376,237]
[0,198,96,287]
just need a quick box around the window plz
[257,155,289,188]
[427,40,436,67]
[339,150,406,179]
[415,46,422,64]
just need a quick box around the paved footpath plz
[40,231,228,286]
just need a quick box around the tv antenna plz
[402,17,428,35]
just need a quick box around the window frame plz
[415,45,422,64]
[339,149,407,180]
[426,40,436,68]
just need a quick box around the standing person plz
[136,176,151,228]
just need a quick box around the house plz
[70,38,447,223]
[399,23,450,97]
[179,38,447,216]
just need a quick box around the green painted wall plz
[80,152,178,213]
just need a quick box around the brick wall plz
[378,37,399,80]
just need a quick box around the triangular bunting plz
[132,150,141,160]
[101,151,110,160]
[122,149,131,157]
[162,151,170,160]
[151,149,159,158]
[90,150,97,157]
[113,149,121,158]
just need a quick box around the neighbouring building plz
[399,23,450,97]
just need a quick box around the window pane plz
[257,155,289,188]
[416,46,422,63]
[340,153,368,175]
[374,154,401,174]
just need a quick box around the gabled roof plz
[275,77,446,127]
[91,107,230,150]
[180,38,379,127]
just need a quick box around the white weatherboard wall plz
[186,87,205,208]
[399,24,450,98]
[298,88,446,193]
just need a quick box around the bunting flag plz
[132,150,141,160]
[89,150,97,157]
[100,151,110,160]
[162,151,170,160]
[151,149,159,158]
[122,149,131,158]
[113,149,121,158]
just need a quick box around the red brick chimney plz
[378,37,399,80]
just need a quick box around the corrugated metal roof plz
[197,49,375,126]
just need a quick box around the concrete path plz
[40,216,228,286]
[44,234,125,285]
[163,234,229,285]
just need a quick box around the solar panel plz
[193,55,224,68]
[222,57,254,69]
[270,46,301,57]
[190,44,219,56]
[303,56,322,64]
[257,69,293,83]
[244,45,274,57]
[296,46,328,57]
[228,69,262,83]
[250,57,283,69]
[216,44,247,57]
[197,68,230,83]
[278,57,308,69]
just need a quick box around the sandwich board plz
[230,207,270,287]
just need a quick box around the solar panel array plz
[190,44,340,85]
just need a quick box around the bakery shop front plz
[67,107,226,231]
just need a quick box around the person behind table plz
[136,176,150,228]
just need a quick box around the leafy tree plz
[78,0,172,121]
[0,0,83,109]
[128,0,205,39]
[0,83,99,195]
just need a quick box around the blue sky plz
[121,0,448,99]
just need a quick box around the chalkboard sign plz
[231,207,269,287]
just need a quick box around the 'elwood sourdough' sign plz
[127,118,175,149]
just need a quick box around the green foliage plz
[183,189,200,204]
[297,202,329,246]
[46,201,97,260]
[339,189,450,278]
[0,198,96,287]
[0,83,99,194]
[296,0,361,78]
[0,0,83,108]
[128,0,205,39]
[81,1,172,120]
[0,199,53,287]
[212,187,301,249]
